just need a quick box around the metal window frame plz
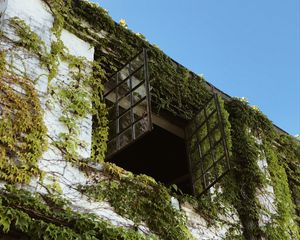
[186,93,230,196]
[104,49,152,159]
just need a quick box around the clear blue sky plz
[94,0,300,135]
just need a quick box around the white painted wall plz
[2,0,141,232]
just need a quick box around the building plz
[0,0,299,239]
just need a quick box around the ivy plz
[8,13,109,166]
[0,185,156,240]
[42,0,212,121]
[263,142,299,239]
[9,17,47,57]
[223,99,300,239]
[79,163,194,240]
[1,1,299,239]
[0,53,47,183]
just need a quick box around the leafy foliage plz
[0,52,47,183]
[79,163,194,240]
[0,185,155,240]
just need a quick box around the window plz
[103,49,230,196]
[104,49,152,158]
[185,94,230,196]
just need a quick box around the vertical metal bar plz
[116,72,120,150]
[203,103,218,186]
[143,48,152,131]
[195,129,206,191]
[129,62,136,140]
[214,94,230,171]
[185,134,196,195]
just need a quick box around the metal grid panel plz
[104,49,152,158]
[185,94,230,196]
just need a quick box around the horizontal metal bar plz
[195,169,230,197]
[105,129,152,160]
[186,108,217,142]
[189,136,223,162]
[191,153,226,175]
[108,114,148,142]
[107,50,144,80]
[104,65,144,98]
[113,79,146,104]
[108,96,147,124]
[197,123,220,144]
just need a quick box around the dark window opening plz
[107,124,193,195]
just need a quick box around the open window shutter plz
[185,94,230,196]
[104,49,152,159]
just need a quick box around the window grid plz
[104,49,152,159]
[186,94,230,196]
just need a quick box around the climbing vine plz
[222,99,299,239]
[42,0,213,121]
[8,10,109,166]
[0,50,47,184]
[0,185,156,240]
[79,162,194,240]
[0,1,299,239]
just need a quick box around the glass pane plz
[119,111,132,132]
[215,142,225,162]
[195,111,205,128]
[131,68,144,88]
[197,124,208,142]
[119,128,132,149]
[206,99,216,116]
[105,91,116,105]
[203,153,214,172]
[117,79,131,100]
[104,50,152,159]
[108,121,117,140]
[192,166,202,183]
[133,99,147,121]
[119,65,130,81]
[134,116,148,139]
[200,137,210,156]
[204,167,215,188]
[106,101,117,120]
[186,94,230,196]
[118,95,131,114]
[104,74,117,94]
[133,83,146,104]
[215,161,224,178]
[208,112,218,131]
[131,53,144,71]
[212,128,222,144]
[190,148,200,169]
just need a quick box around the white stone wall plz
[254,138,277,227]
[1,0,140,232]
[182,202,242,239]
